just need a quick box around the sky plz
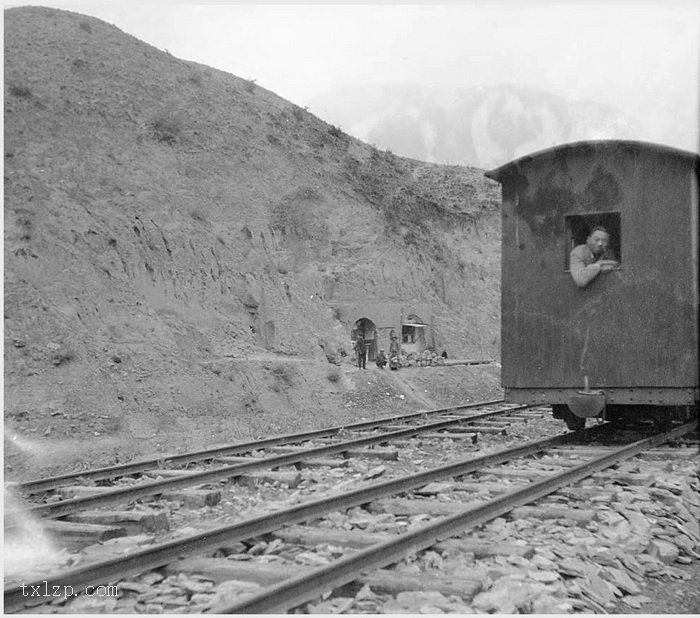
[5,2,700,164]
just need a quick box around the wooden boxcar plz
[485,140,699,429]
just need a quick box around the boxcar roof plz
[485,140,699,183]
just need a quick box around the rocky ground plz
[7,377,699,615]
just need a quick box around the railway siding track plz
[4,418,697,614]
[12,400,509,495]
[9,401,532,521]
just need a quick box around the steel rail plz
[218,420,697,614]
[13,399,507,494]
[3,427,575,612]
[14,403,524,520]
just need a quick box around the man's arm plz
[570,248,601,288]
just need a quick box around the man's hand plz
[598,260,618,273]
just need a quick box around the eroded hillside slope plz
[4,7,502,477]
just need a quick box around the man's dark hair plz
[589,226,609,237]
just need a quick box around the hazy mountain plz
[310,82,639,168]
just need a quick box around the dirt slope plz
[3,7,502,479]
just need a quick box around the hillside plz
[3,7,502,479]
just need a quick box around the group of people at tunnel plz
[353,332,400,371]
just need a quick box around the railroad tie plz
[591,471,654,485]
[264,445,400,461]
[367,498,468,517]
[433,538,535,559]
[161,488,222,508]
[165,556,313,586]
[64,509,170,534]
[217,454,347,469]
[508,504,595,525]
[343,447,399,461]
[147,469,201,479]
[478,467,555,478]
[293,458,349,469]
[43,520,127,549]
[214,455,260,464]
[420,432,478,442]
[441,426,481,434]
[55,486,116,500]
[351,569,482,599]
[236,470,302,489]
[462,425,507,434]
[272,525,393,548]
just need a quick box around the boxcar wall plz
[486,141,699,407]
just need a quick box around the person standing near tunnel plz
[389,335,400,370]
[355,334,366,370]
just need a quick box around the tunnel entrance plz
[352,317,378,361]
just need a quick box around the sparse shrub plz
[243,78,257,93]
[79,20,92,33]
[296,187,323,201]
[189,207,207,222]
[186,72,203,87]
[328,125,343,138]
[72,58,88,70]
[326,369,341,383]
[9,84,31,98]
[16,214,32,228]
[148,113,182,145]
[291,106,305,122]
[269,187,328,241]
[242,394,258,409]
[270,363,293,386]
[216,234,226,245]
[52,348,75,366]
[402,229,418,246]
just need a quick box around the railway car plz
[485,140,699,430]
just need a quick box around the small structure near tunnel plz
[400,314,429,356]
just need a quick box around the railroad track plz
[4,415,696,614]
[209,420,698,614]
[8,399,533,520]
[11,398,509,495]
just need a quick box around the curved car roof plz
[485,140,699,184]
